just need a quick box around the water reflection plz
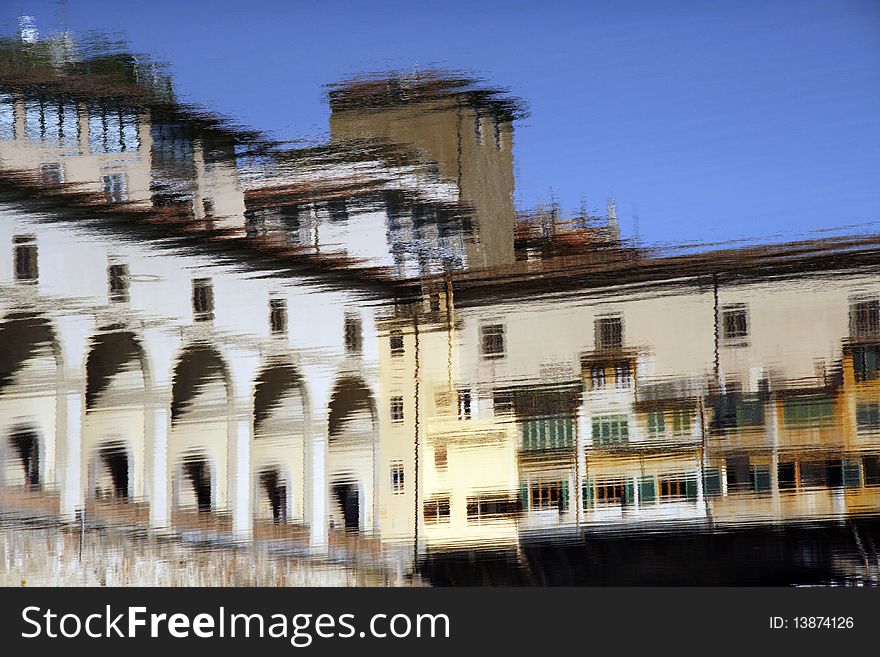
[2,28,880,586]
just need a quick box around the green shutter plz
[639,476,656,504]
[843,460,862,488]
[685,475,699,501]
[583,480,593,509]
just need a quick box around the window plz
[750,465,773,495]
[434,444,447,470]
[843,459,862,489]
[729,460,772,494]
[327,198,348,223]
[467,494,520,520]
[151,123,192,171]
[202,197,215,219]
[13,235,38,282]
[672,409,692,435]
[528,481,569,511]
[40,163,63,185]
[722,304,749,342]
[852,345,880,382]
[481,324,505,358]
[89,106,139,153]
[799,460,843,489]
[108,263,129,303]
[493,390,514,416]
[850,299,879,340]
[658,473,699,501]
[424,497,450,523]
[639,476,657,504]
[856,402,880,432]
[23,98,78,148]
[711,393,765,430]
[390,461,404,494]
[646,411,666,435]
[429,293,441,312]
[865,456,880,487]
[192,278,214,321]
[777,462,797,490]
[457,388,472,420]
[344,313,362,355]
[269,298,287,335]
[390,396,404,422]
[101,173,127,203]
[586,478,634,507]
[521,416,575,451]
[615,362,631,388]
[389,329,404,357]
[595,316,623,350]
[590,365,606,390]
[592,415,629,446]
[782,396,835,427]
[725,455,752,491]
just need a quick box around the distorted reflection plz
[1,27,880,586]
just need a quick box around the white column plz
[765,391,781,520]
[695,458,705,509]
[309,423,328,553]
[58,389,83,522]
[54,314,92,523]
[300,362,332,555]
[147,398,171,530]
[231,413,253,540]
[576,401,591,524]
[227,348,260,541]
[141,327,178,532]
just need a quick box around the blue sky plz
[3,0,879,246]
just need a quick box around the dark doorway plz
[332,482,360,532]
[260,469,288,523]
[99,446,129,500]
[9,429,39,490]
[183,460,212,512]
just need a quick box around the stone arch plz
[85,328,150,410]
[170,343,232,423]
[0,312,60,492]
[0,312,59,393]
[169,342,232,518]
[252,361,310,525]
[327,375,378,439]
[254,363,310,431]
[83,328,150,505]
[326,374,379,534]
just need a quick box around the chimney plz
[606,197,620,242]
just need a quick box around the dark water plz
[1,24,880,586]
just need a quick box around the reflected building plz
[328,72,520,272]
[2,27,880,585]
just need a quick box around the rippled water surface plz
[1,11,880,586]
